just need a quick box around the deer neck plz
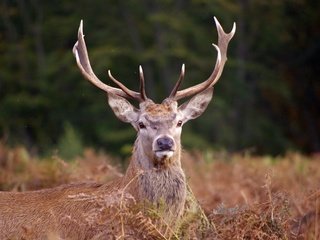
[123,137,187,215]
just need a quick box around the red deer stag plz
[0,17,235,239]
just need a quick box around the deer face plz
[138,101,180,162]
[107,88,213,168]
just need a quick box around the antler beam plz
[170,17,236,101]
[73,20,147,102]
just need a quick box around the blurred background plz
[0,0,319,158]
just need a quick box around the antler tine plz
[73,20,142,101]
[211,17,236,87]
[107,70,143,100]
[169,64,185,98]
[139,65,148,101]
[171,17,236,101]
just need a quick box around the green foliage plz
[181,128,212,151]
[0,0,319,154]
[57,122,83,160]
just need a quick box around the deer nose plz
[157,137,174,151]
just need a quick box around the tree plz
[0,0,319,155]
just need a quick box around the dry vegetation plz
[0,142,319,239]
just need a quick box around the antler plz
[73,20,147,102]
[169,17,236,101]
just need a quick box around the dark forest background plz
[0,0,319,157]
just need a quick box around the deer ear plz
[178,87,213,122]
[107,93,139,123]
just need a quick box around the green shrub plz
[57,122,83,160]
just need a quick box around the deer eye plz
[138,122,146,129]
[177,120,183,127]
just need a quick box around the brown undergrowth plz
[0,142,319,239]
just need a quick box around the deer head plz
[73,18,236,170]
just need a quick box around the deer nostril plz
[157,137,174,151]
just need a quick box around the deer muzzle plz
[153,136,175,161]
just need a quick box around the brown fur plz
[0,101,188,239]
[144,102,173,116]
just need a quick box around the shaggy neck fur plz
[125,137,187,218]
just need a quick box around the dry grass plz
[183,151,320,239]
[0,142,319,239]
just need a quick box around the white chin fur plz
[155,151,173,159]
